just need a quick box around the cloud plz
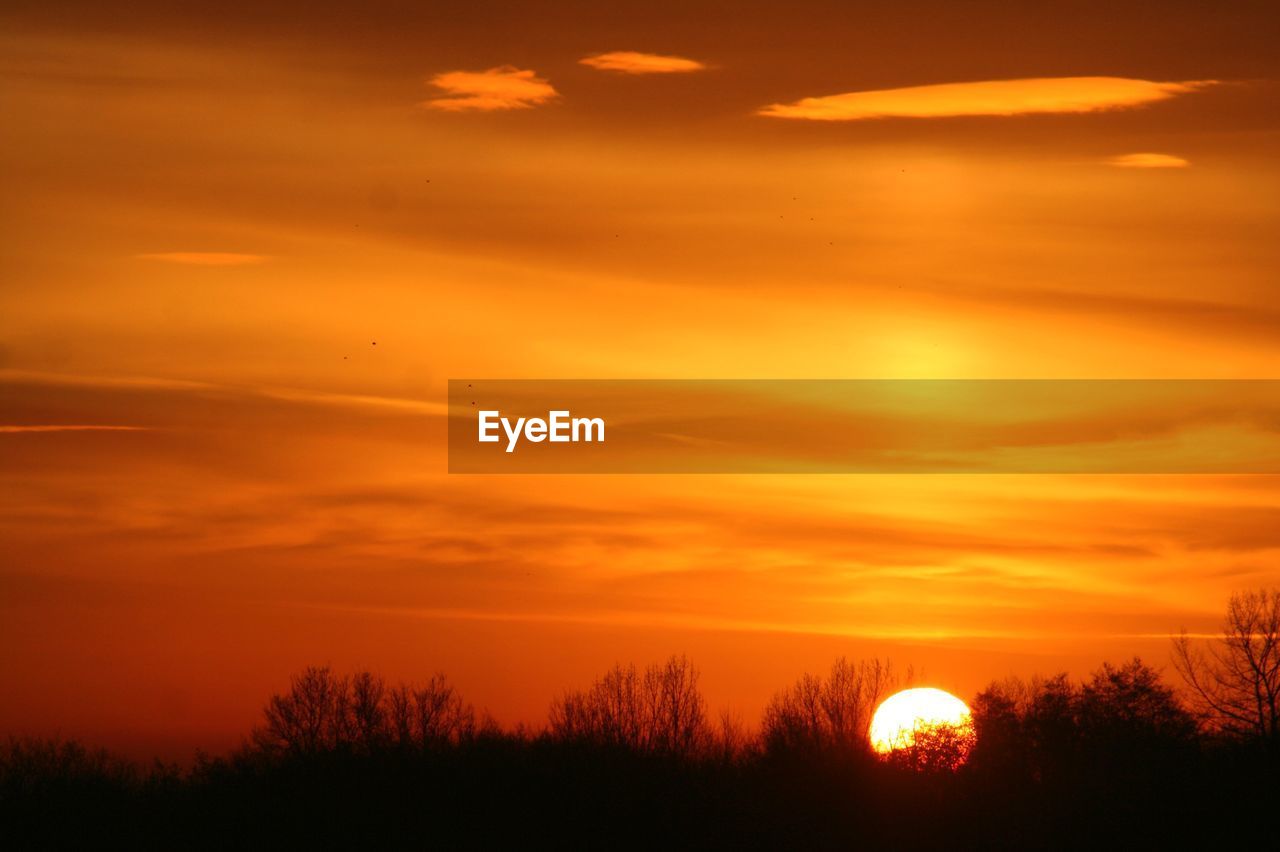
[1107,152,1190,168]
[0,424,149,433]
[929,283,1280,345]
[422,66,558,111]
[136,252,266,266]
[758,77,1216,121]
[579,51,706,74]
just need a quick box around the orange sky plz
[2,1,1279,760]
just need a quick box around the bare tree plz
[762,672,823,753]
[548,655,709,755]
[761,657,896,755]
[549,662,644,749]
[412,674,476,747]
[387,674,476,748]
[1,737,138,792]
[644,654,708,755]
[256,667,474,756]
[348,670,389,753]
[597,663,646,748]
[713,708,754,764]
[1172,588,1280,744]
[256,666,351,755]
[389,684,416,749]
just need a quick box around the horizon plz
[3,0,1280,769]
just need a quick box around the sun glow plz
[869,687,974,755]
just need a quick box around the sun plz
[869,687,974,756]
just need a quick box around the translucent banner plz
[447,380,1280,473]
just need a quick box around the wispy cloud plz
[1107,152,1190,168]
[0,369,447,417]
[0,424,150,433]
[422,66,558,112]
[580,51,706,74]
[136,252,266,266]
[759,77,1216,121]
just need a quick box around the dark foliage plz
[3,654,1277,850]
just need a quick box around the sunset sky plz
[2,1,1279,759]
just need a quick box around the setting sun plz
[869,688,974,755]
[3,0,1279,846]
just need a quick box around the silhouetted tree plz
[761,657,895,756]
[349,670,389,753]
[712,709,754,765]
[971,659,1196,791]
[1173,587,1280,745]
[255,666,351,756]
[254,667,473,756]
[6,657,1280,850]
[0,737,137,797]
[549,662,643,748]
[385,674,475,750]
[548,655,709,755]
[883,716,975,773]
[1078,659,1196,745]
[1077,657,1199,793]
[1022,673,1080,782]
[969,677,1028,780]
[645,654,709,755]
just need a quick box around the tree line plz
[242,589,1278,763]
[3,588,1277,849]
